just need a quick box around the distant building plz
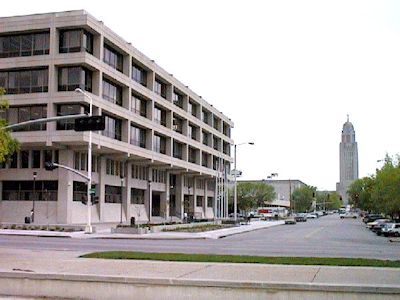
[336,116,359,205]
[239,179,307,208]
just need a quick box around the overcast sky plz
[2,0,400,191]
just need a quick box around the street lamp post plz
[32,172,37,223]
[75,88,93,234]
[120,176,124,224]
[233,142,254,222]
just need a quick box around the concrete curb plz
[1,271,399,295]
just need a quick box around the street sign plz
[89,188,96,195]
[231,169,242,177]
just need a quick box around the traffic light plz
[44,162,58,171]
[74,115,105,132]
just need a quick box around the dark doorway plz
[152,193,161,216]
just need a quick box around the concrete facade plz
[0,10,234,225]
[336,117,358,206]
[239,179,307,208]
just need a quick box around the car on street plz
[366,219,390,230]
[294,213,307,222]
[305,213,318,219]
[285,217,296,225]
[381,223,400,237]
[340,212,358,219]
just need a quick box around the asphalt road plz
[0,215,399,259]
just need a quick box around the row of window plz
[0,150,59,169]
[0,32,50,58]
[0,68,48,94]
[0,65,231,140]
[2,180,58,201]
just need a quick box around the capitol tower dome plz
[336,115,359,205]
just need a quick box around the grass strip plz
[80,252,400,268]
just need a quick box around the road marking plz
[305,227,324,238]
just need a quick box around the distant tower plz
[336,115,359,205]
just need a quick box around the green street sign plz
[89,188,96,195]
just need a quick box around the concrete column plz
[145,168,153,222]
[203,180,208,214]
[93,32,103,60]
[121,117,129,144]
[165,171,170,220]
[176,174,184,220]
[193,178,198,216]
[147,70,154,92]
[166,84,173,102]
[56,150,74,224]
[125,162,132,222]
[165,137,172,157]
[146,129,154,151]
[123,54,130,78]
[98,157,106,221]
[123,86,130,111]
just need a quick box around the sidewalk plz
[0,220,284,240]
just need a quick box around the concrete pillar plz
[98,157,106,221]
[56,150,74,224]
[165,171,170,220]
[176,174,184,220]
[147,70,154,92]
[203,180,208,215]
[145,168,153,222]
[125,161,132,221]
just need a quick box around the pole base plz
[85,225,93,234]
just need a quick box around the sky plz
[2,0,400,191]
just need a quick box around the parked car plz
[363,214,385,223]
[366,219,390,230]
[306,213,318,219]
[340,212,358,219]
[285,217,296,225]
[381,223,400,237]
[294,213,307,222]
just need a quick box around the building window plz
[0,68,48,94]
[105,185,122,203]
[189,147,197,164]
[213,117,220,131]
[173,116,183,134]
[131,94,147,117]
[103,44,123,72]
[131,188,145,204]
[0,32,50,58]
[173,141,183,159]
[20,150,29,169]
[1,105,47,131]
[132,62,147,86]
[9,152,17,169]
[207,196,213,207]
[196,196,203,207]
[154,78,166,99]
[202,131,210,146]
[57,104,87,130]
[202,109,210,125]
[102,114,122,141]
[73,181,87,202]
[2,180,58,201]
[154,106,166,126]
[131,164,148,180]
[213,137,220,151]
[32,150,41,168]
[223,122,231,137]
[153,135,166,154]
[59,29,93,54]
[188,100,197,117]
[188,125,196,140]
[173,91,184,109]
[102,79,122,106]
[58,66,92,92]
[202,152,208,167]
[130,125,146,148]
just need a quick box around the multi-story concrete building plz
[0,10,234,225]
[336,116,358,205]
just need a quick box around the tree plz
[348,176,376,212]
[237,182,275,215]
[373,155,400,218]
[316,191,342,211]
[292,185,315,212]
[0,88,19,163]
